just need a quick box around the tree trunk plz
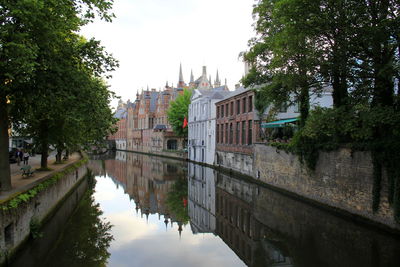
[0,93,11,191]
[39,120,49,169]
[299,75,310,128]
[65,148,70,160]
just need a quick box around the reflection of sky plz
[94,176,246,267]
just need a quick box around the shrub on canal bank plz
[269,106,400,223]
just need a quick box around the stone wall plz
[216,151,253,176]
[0,162,88,264]
[253,144,398,231]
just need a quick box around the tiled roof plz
[149,91,159,112]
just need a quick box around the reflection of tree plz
[43,177,113,267]
[166,178,189,224]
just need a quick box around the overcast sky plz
[81,0,255,108]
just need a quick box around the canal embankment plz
[123,143,400,233]
[253,144,400,232]
[0,153,89,265]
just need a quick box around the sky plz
[80,0,255,108]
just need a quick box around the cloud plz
[80,0,255,107]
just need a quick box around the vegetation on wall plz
[0,157,88,211]
[244,0,400,221]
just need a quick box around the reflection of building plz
[105,151,187,232]
[187,163,216,233]
[215,172,292,267]
[87,159,106,177]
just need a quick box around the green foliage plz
[286,106,400,220]
[167,89,192,137]
[30,217,43,239]
[247,0,400,223]
[1,0,117,186]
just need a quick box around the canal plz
[11,151,400,267]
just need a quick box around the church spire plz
[178,63,185,88]
[190,69,194,83]
[214,70,221,87]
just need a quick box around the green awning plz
[261,118,299,128]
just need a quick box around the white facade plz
[188,88,230,165]
[265,87,333,120]
[116,140,127,151]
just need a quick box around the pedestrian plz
[16,149,21,166]
[23,150,29,165]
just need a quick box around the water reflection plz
[10,173,113,267]
[105,151,188,228]
[43,176,113,267]
[21,151,399,267]
[187,163,291,266]
[100,151,400,267]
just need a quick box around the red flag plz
[183,116,188,128]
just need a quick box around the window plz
[249,96,253,112]
[230,102,234,116]
[216,124,219,143]
[167,139,178,150]
[243,97,247,113]
[221,105,224,117]
[225,123,228,143]
[248,120,253,145]
[220,124,223,144]
[225,104,229,116]
[229,123,233,144]
[236,122,240,144]
[242,121,246,145]
[217,106,220,118]
[236,99,240,114]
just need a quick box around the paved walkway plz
[0,152,81,201]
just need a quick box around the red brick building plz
[215,87,259,175]
[125,85,186,155]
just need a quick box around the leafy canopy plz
[167,89,192,137]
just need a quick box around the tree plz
[244,0,323,126]
[167,89,192,137]
[0,0,116,189]
[0,0,40,190]
[14,34,118,168]
[245,0,400,221]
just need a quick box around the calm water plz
[12,151,400,267]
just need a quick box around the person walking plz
[16,149,21,166]
[23,150,29,165]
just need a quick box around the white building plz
[188,84,230,164]
[261,86,333,128]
